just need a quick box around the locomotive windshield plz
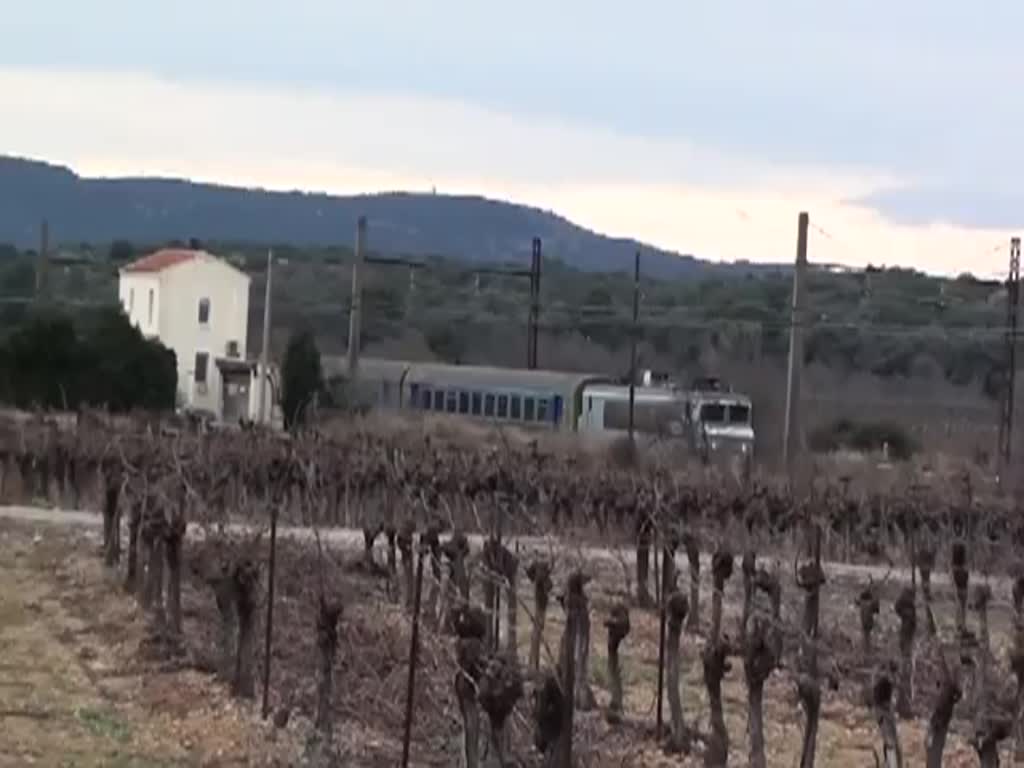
[698,401,750,425]
[699,403,726,423]
[728,404,751,424]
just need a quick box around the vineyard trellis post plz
[784,212,809,486]
[261,502,279,719]
[655,529,668,740]
[401,540,426,768]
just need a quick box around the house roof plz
[122,248,199,273]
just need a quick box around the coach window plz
[419,386,431,409]
[446,390,458,413]
[524,397,536,421]
[497,394,508,418]
[471,392,482,416]
[537,398,549,422]
[484,394,496,417]
[458,391,469,414]
[433,389,445,411]
[510,395,522,420]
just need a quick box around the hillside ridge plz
[0,154,783,278]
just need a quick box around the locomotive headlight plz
[710,439,719,451]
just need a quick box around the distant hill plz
[0,155,782,278]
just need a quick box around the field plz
[0,515,304,766]
[1,415,1023,767]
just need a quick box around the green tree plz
[0,259,36,298]
[108,240,135,263]
[1,312,85,409]
[78,307,177,411]
[281,328,323,429]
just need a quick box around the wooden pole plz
[783,212,809,485]
[35,219,49,305]
[347,217,366,380]
[628,250,640,453]
[258,250,273,424]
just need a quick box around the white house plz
[118,248,276,423]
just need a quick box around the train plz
[321,356,755,464]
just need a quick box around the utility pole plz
[347,216,366,382]
[35,219,49,305]
[997,236,1021,474]
[258,249,273,425]
[627,250,640,453]
[528,238,542,369]
[783,212,809,485]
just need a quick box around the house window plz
[497,395,508,419]
[194,352,209,387]
[198,298,211,325]
[226,340,239,358]
[471,393,482,416]
[524,397,536,421]
[484,394,495,417]
[458,392,470,414]
[510,395,522,420]
[147,289,154,325]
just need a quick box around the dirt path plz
[0,517,303,767]
[0,504,1004,590]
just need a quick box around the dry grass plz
[0,518,305,767]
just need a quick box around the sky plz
[1,0,1021,276]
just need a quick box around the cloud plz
[0,67,1015,277]
[852,184,1023,231]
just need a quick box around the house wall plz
[118,254,250,418]
[118,274,161,338]
[158,257,250,417]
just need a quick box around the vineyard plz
[2,414,1024,767]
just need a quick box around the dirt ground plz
[0,518,305,767]
[0,511,1010,767]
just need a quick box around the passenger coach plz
[322,356,610,431]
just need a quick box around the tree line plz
[0,238,1013,399]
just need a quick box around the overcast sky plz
[1,0,1020,275]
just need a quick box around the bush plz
[0,307,177,412]
[809,417,918,460]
